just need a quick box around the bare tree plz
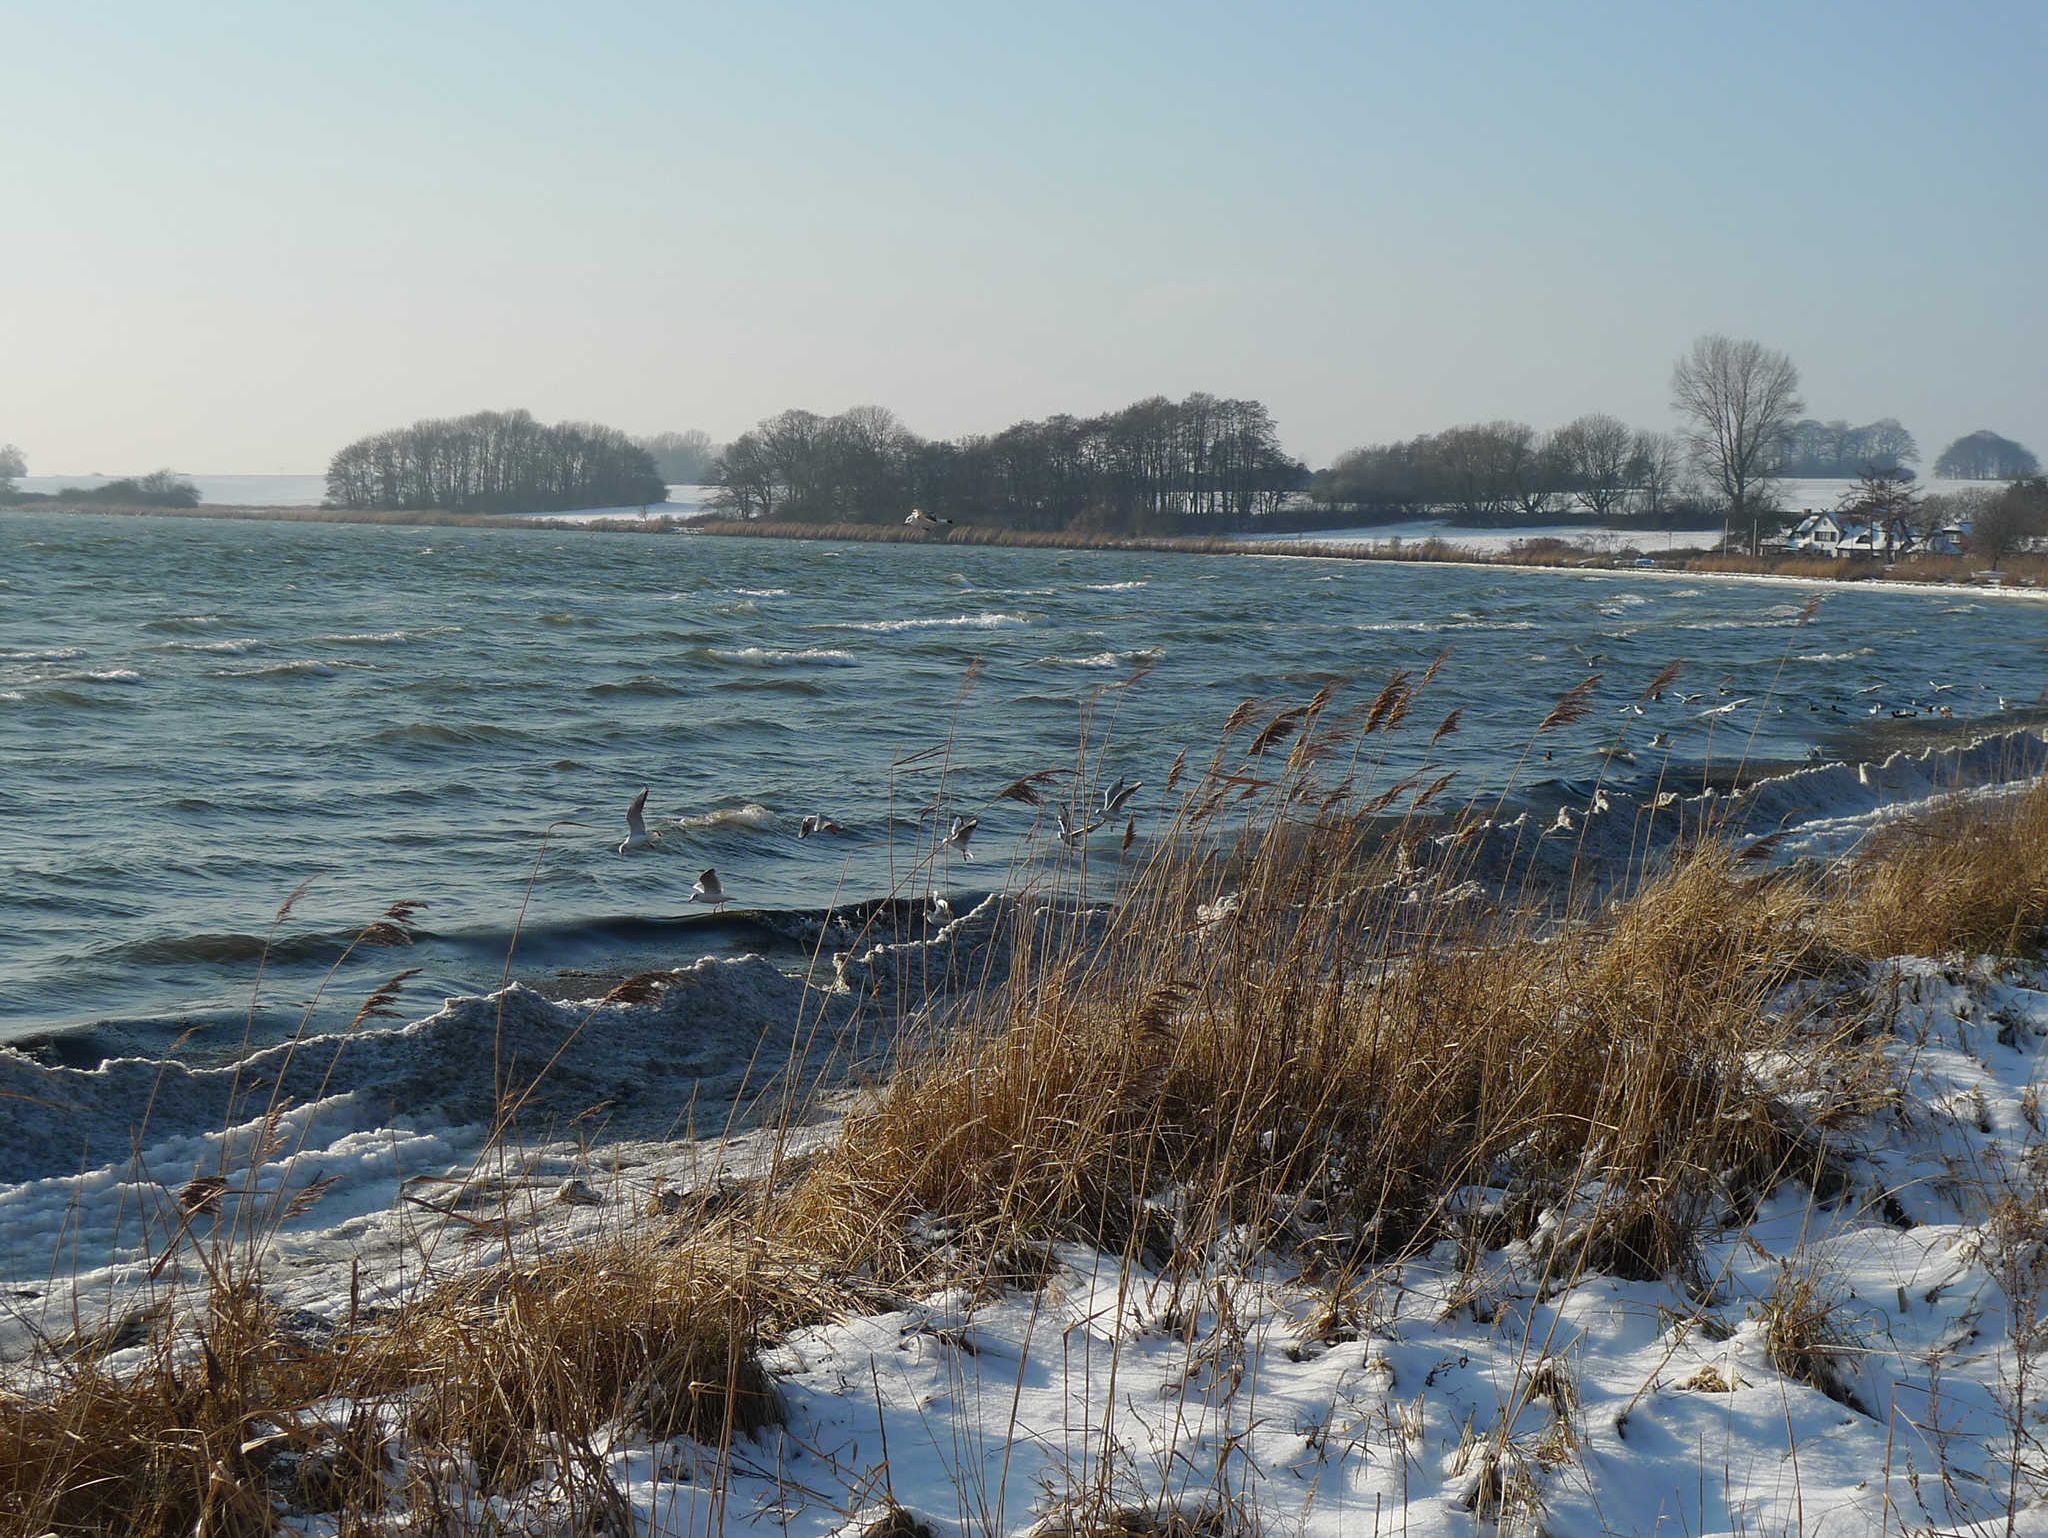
[1629,429,1684,519]
[1553,414,1635,518]
[1972,478,2048,570]
[0,442,23,498]
[1670,334,1804,550]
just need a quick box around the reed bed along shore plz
[5,669,2048,1534]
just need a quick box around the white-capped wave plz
[733,586,791,598]
[825,612,1031,633]
[211,658,341,679]
[152,636,262,654]
[305,630,409,646]
[1673,617,1804,632]
[57,667,144,684]
[1036,648,1162,669]
[1351,618,1537,634]
[0,646,86,662]
[1083,580,1149,592]
[709,646,858,668]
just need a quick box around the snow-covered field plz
[1245,520,1722,554]
[1779,475,1996,515]
[1245,477,2007,556]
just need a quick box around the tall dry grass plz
[1827,777,2048,958]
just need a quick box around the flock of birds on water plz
[614,774,1144,915]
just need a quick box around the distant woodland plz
[709,394,1309,531]
[1775,418,1919,477]
[325,410,666,514]
[634,430,720,484]
[1935,430,2041,481]
[20,352,2038,536]
[1309,415,1710,526]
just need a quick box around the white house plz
[1785,511,1917,560]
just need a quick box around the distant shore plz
[12,498,2045,598]
[3,499,693,533]
[691,516,2048,599]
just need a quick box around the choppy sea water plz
[2,507,2044,1054]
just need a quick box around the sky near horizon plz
[2,1,2042,475]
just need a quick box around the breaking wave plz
[706,646,859,668]
[823,612,1031,633]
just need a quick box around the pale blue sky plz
[3,0,2041,472]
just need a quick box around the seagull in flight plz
[904,507,954,531]
[1697,698,1751,719]
[619,788,660,854]
[1099,777,1142,818]
[687,869,727,911]
[1056,805,1104,848]
[941,815,979,860]
[797,814,843,839]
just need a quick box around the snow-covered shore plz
[7,735,2048,1534]
[24,952,2042,1537]
[677,954,2048,1535]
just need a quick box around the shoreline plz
[19,498,2042,601]
[2,500,695,533]
[692,517,2048,601]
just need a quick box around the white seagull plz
[941,815,979,860]
[1099,777,1142,818]
[1056,805,1104,848]
[687,869,727,911]
[904,507,955,531]
[797,814,844,839]
[619,788,660,854]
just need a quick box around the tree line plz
[325,410,667,514]
[709,394,1309,531]
[1310,415,1689,525]
[1777,418,1918,477]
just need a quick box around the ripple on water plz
[587,675,686,698]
